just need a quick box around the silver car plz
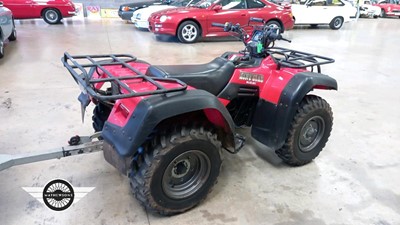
[0,1,16,59]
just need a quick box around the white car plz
[291,0,357,29]
[131,0,199,29]
[359,0,380,18]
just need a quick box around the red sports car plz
[2,0,76,24]
[148,0,294,43]
[374,0,400,17]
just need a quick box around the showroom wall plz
[74,0,156,8]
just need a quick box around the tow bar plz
[0,133,103,172]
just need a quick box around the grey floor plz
[0,17,399,225]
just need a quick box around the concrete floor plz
[0,17,399,225]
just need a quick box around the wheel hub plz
[182,25,197,41]
[299,116,325,152]
[162,150,211,199]
[172,159,190,179]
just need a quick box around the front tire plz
[43,8,62,24]
[329,16,344,30]
[177,21,200,43]
[130,124,222,215]
[275,95,333,166]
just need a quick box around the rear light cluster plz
[118,103,130,118]
[122,6,131,11]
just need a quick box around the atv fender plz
[102,89,236,159]
[251,72,337,150]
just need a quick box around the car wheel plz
[0,39,4,59]
[329,16,343,30]
[8,20,17,41]
[43,8,62,24]
[373,15,379,19]
[177,21,200,43]
[380,9,386,17]
[266,20,283,33]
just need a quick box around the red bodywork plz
[95,55,313,129]
[2,0,76,19]
[373,0,400,16]
[148,1,294,38]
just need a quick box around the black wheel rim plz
[162,150,211,199]
[298,116,325,152]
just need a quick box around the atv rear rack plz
[267,47,335,73]
[62,53,187,101]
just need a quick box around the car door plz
[3,0,35,18]
[291,0,311,24]
[305,0,332,24]
[206,0,249,35]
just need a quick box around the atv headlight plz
[160,15,167,22]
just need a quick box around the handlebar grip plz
[249,17,264,23]
[211,22,225,28]
[279,36,292,43]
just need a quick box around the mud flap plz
[78,92,90,123]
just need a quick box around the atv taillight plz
[117,103,130,118]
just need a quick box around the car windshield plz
[193,0,246,8]
[171,0,203,6]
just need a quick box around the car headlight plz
[136,13,141,20]
[160,15,167,22]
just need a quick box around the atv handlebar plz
[212,17,291,58]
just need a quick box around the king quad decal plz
[239,72,264,85]
[22,179,95,211]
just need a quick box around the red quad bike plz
[62,17,337,215]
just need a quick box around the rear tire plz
[266,20,283,33]
[275,95,333,166]
[329,16,343,30]
[43,8,62,24]
[0,39,4,59]
[92,103,112,132]
[129,124,222,215]
[8,20,16,41]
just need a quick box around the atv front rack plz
[267,47,335,73]
[62,53,187,101]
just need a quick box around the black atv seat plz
[145,57,235,95]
